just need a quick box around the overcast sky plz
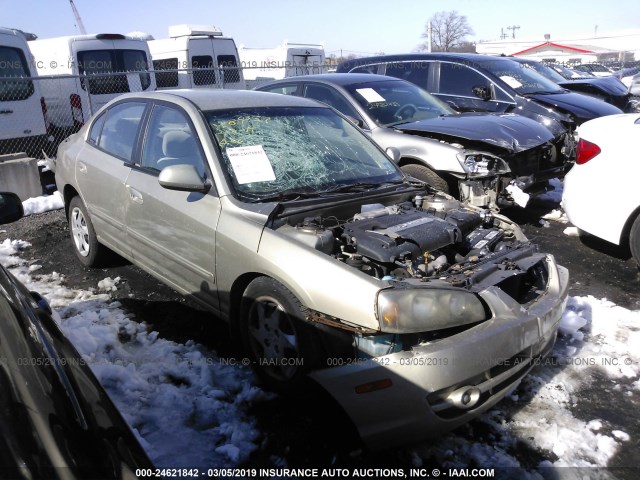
[2,0,639,56]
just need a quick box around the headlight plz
[377,288,488,333]
[458,153,510,177]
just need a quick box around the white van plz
[28,33,155,132]
[238,42,327,89]
[0,27,49,157]
[149,25,245,90]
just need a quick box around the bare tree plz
[419,10,474,52]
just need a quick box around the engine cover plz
[344,209,469,263]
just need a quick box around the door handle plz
[0,110,13,114]
[78,162,87,174]
[127,186,143,204]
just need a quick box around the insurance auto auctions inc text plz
[253,468,495,478]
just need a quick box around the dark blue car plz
[337,53,623,131]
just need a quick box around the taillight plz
[576,138,601,165]
[70,94,82,109]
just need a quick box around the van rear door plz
[75,38,155,112]
[189,37,244,89]
[0,41,47,147]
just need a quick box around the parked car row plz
[257,73,571,208]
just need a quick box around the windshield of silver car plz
[206,107,403,201]
[344,80,456,126]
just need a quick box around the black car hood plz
[559,77,629,96]
[394,113,555,153]
[526,91,623,121]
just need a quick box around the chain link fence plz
[1,64,334,160]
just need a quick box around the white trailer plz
[238,42,327,88]
[28,33,155,131]
[149,25,245,90]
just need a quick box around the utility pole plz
[500,28,507,40]
[427,21,433,52]
[507,25,520,39]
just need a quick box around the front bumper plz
[310,256,569,448]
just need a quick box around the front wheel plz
[68,196,106,267]
[401,163,450,194]
[239,277,323,391]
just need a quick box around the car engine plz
[277,193,526,282]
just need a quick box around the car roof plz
[115,89,325,110]
[259,73,402,87]
[337,52,510,72]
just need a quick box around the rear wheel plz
[68,196,106,267]
[629,215,640,267]
[239,277,323,391]
[401,163,450,194]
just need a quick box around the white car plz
[562,113,640,264]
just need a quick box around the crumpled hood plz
[526,91,623,121]
[394,112,555,153]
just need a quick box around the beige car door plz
[124,102,220,310]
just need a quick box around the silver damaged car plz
[53,90,569,447]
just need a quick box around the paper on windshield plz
[226,145,276,184]
[356,88,386,103]
[500,76,523,89]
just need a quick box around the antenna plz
[507,25,520,39]
[68,0,87,35]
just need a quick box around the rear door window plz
[0,46,34,101]
[153,58,179,88]
[192,55,215,86]
[78,49,152,94]
[217,55,240,84]
[385,62,431,90]
[97,102,146,161]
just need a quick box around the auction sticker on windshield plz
[356,88,386,103]
[226,145,276,184]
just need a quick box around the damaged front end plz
[271,190,569,446]
[401,126,572,208]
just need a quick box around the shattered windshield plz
[206,106,403,201]
[344,80,456,126]
[480,59,564,94]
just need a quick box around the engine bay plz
[276,191,530,283]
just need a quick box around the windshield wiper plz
[248,191,321,203]
[320,179,408,194]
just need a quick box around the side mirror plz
[0,192,24,224]
[472,85,492,101]
[158,165,210,193]
[385,147,401,163]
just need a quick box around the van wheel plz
[239,277,322,391]
[68,196,106,267]
[629,215,640,267]
[401,163,450,193]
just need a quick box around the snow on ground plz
[21,191,64,216]
[1,239,639,473]
[1,239,267,469]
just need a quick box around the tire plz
[68,196,106,267]
[629,215,640,267]
[239,277,323,391]
[401,163,450,194]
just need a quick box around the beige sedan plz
[54,90,569,447]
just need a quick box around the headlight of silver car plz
[377,288,488,333]
[457,152,510,177]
